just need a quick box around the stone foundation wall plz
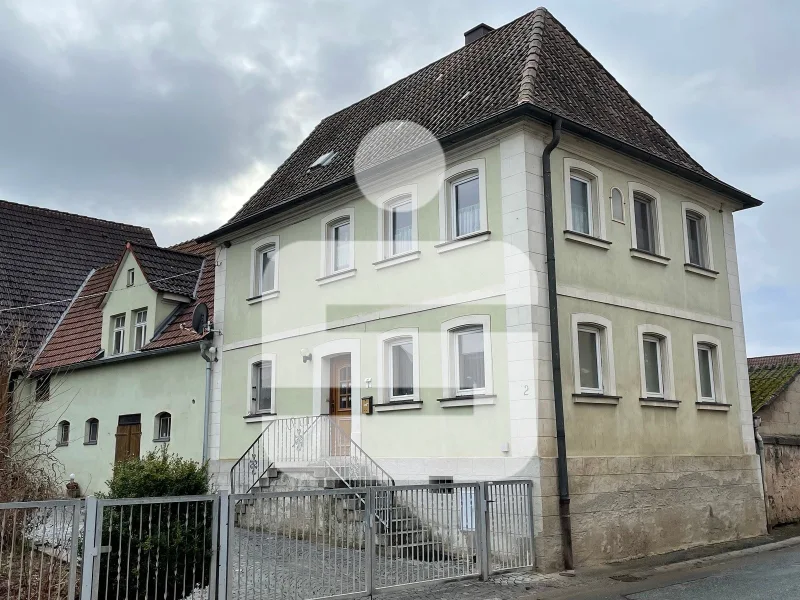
[763,437,800,527]
[533,455,767,570]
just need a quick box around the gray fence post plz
[526,480,537,570]
[477,482,490,581]
[365,489,375,596]
[67,501,81,600]
[217,491,229,600]
[80,496,99,600]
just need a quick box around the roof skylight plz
[309,151,337,170]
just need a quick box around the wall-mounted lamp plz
[301,348,312,363]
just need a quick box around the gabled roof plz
[0,199,156,362]
[127,243,206,298]
[749,353,800,412]
[202,7,759,241]
[32,241,215,372]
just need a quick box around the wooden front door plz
[115,414,142,464]
[329,355,352,455]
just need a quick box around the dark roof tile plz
[748,353,800,412]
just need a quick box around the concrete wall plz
[758,377,800,437]
[762,437,800,527]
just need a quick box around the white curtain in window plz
[457,329,485,391]
[333,222,350,271]
[392,204,412,255]
[455,178,480,236]
[391,341,414,397]
[570,177,590,234]
[261,245,276,291]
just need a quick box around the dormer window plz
[126,269,135,287]
[112,314,126,355]
[309,151,337,170]
[134,309,147,351]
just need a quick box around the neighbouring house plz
[193,7,766,570]
[24,239,216,495]
[750,353,800,527]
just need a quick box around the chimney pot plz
[464,23,495,45]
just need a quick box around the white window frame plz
[637,324,675,400]
[440,315,494,398]
[126,268,135,287]
[112,314,126,355]
[611,186,625,223]
[85,418,99,445]
[628,182,666,257]
[570,313,617,396]
[250,235,280,300]
[154,412,171,442]
[57,421,70,446]
[693,334,726,404]
[438,159,488,243]
[133,309,147,351]
[377,328,420,404]
[319,207,356,282]
[681,202,714,270]
[247,354,277,416]
[564,158,606,239]
[375,185,419,267]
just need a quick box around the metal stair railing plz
[229,418,278,494]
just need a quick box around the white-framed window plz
[438,159,488,243]
[111,314,126,355]
[628,182,665,256]
[637,325,675,400]
[376,185,419,263]
[570,314,617,396]
[564,159,606,238]
[693,334,726,404]
[681,202,714,270]
[57,421,70,446]
[133,309,147,351]
[250,235,280,298]
[126,269,135,287]
[247,355,276,415]
[319,207,355,280]
[377,329,420,404]
[154,412,171,441]
[441,315,494,398]
[85,418,99,445]
[611,187,625,223]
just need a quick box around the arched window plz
[57,421,70,447]
[570,314,617,400]
[154,412,171,442]
[84,418,99,445]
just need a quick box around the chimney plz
[464,23,495,45]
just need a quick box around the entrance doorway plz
[329,354,352,455]
[115,414,142,463]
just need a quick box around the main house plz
[198,8,767,569]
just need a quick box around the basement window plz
[430,476,454,494]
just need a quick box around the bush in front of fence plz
[96,447,213,600]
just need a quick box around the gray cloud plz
[0,0,797,354]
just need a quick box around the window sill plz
[572,393,620,405]
[684,263,719,279]
[243,413,278,424]
[83,441,98,446]
[316,268,357,286]
[639,397,681,408]
[55,443,68,448]
[630,248,670,265]
[153,438,170,443]
[374,400,423,412]
[437,394,496,407]
[564,230,611,250]
[247,290,280,304]
[373,250,421,270]
[696,402,731,412]
[435,230,491,254]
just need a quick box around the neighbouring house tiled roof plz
[0,199,156,363]
[749,353,800,412]
[128,243,206,297]
[32,241,215,372]
[208,7,756,237]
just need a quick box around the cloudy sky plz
[0,0,797,356]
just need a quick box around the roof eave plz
[199,104,761,241]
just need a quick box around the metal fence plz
[0,499,82,600]
[226,480,534,599]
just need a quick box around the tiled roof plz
[128,243,206,297]
[32,241,215,371]
[0,199,156,362]
[749,353,800,412]
[210,7,754,237]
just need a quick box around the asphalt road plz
[545,545,800,600]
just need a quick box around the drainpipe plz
[753,416,771,532]
[199,340,217,464]
[542,118,574,571]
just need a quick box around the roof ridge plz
[129,241,205,260]
[518,7,548,105]
[0,198,154,233]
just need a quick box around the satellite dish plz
[191,303,209,335]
